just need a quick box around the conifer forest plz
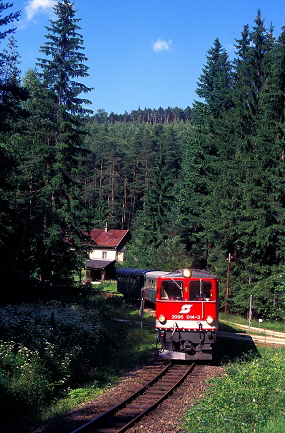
[1,2,285,318]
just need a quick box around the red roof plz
[87,229,129,248]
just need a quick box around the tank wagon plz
[117,267,219,361]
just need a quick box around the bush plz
[0,342,50,430]
[0,302,103,432]
[0,296,156,432]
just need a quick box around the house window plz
[102,251,107,259]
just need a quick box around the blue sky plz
[8,0,285,115]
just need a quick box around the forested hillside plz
[1,3,285,318]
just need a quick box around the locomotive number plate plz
[171,314,201,320]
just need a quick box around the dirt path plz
[219,321,285,346]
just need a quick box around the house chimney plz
[105,222,108,232]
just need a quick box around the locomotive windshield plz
[160,280,183,300]
[189,280,211,301]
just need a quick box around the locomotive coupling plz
[181,340,195,353]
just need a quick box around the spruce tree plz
[0,1,21,127]
[233,10,272,142]
[27,0,93,287]
[195,37,233,118]
[0,1,21,113]
[177,38,234,268]
[217,10,281,313]
[249,23,285,314]
[0,2,29,292]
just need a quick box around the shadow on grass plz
[216,319,260,365]
[214,334,259,366]
[218,321,247,333]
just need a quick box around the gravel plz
[31,358,223,433]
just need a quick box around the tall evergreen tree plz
[0,35,28,131]
[0,1,21,111]
[177,38,234,266]
[208,11,283,314]
[24,0,93,286]
[195,37,233,118]
[0,2,29,293]
[233,10,272,141]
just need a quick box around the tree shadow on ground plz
[214,334,259,366]
[218,322,247,333]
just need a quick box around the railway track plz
[69,362,195,433]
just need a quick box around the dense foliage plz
[0,292,156,432]
[0,4,285,318]
[0,0,92,294]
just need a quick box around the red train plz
[117,268,219,361]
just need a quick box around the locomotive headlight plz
[182,268,192,278]
[158,314,166,324]
[206,316,214,325]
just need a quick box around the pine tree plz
[0,4,46,297]
[26,0,93,286]
[0,2,21,125]
[233,10,272,141]
[0,3,23,281]
[195,37,233,118]
[177,38,234,266]
[0,1,21,112]
[215,10,282,313]
[0,35,28,133]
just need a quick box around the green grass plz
[255,415,285,433]
[180,312,285,433]
[44,325,156,419]
[182,347,285,433]
[2,291,285,433]
[220,312,285,332]
[0,290,156,433]
[93,280,118,293]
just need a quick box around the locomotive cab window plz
[160,280,183,300]
[189,280,212,301]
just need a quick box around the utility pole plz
[248,295,253,331]
[224,253,231,313]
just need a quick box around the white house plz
[85,228,131,281]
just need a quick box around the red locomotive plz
[117,267,219,361]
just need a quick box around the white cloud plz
[24,0,56,21]
[153,39,172,52]
[225,43,235,52]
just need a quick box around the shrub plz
[0,302,103,431]
[0,296,156,432]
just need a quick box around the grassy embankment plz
[0,281,156,433]
[1,282,285,433]
[181,314,285,433]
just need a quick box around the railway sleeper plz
[106,417,138,424]
[92,429,118,433]
[144,389,169,395]
[95,418,134,430]
[138,395,162,400]
[129,404,148,411]
[156,378,181,383]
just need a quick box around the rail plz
[70,362,195,433]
